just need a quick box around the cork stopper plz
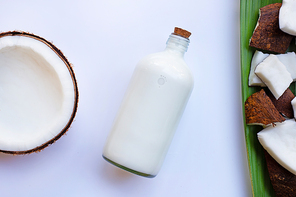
[173,27,191,39]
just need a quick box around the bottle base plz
[102,155,156,178]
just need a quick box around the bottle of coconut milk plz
[103,27,194,178]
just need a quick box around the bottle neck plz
[165,34,190,56]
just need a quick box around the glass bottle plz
[103,27,194,178]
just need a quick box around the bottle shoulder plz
[136,51,194,86]
[137,51,191,74]
[137,51,190,72]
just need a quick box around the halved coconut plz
[0,31,78,154]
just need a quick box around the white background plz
[0,0,252,196]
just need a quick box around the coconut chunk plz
[258,119,296,175]
[291,97,296,119]
[264,150,296,197]
[249,3,293,54]
[249,51,296,87]
[279,0,296,36]
[245,89,285,126]
[277,52,296,81]
[255,54,293,99]
[266,88,295,119]
[248,51,268,87]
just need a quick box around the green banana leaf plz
[240,0,296,196]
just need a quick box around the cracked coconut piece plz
[279,0,296,36]
[245,89,285,126]
[266,88,295,119]
[249,3,293,54]
[264,150,296,197]
[258,119,296,175]
[248,51,269,87]
[249,51,296,87]
[291,97,296,119]
[255,54,293,100]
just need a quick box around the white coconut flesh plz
[0,34,77,153]
[279,0,296,36]
[258,119,296,175]
[249,51,296,87]
[255,54,293,99]
[248,50,268,87]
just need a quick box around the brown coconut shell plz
[0,31,79,155]
[245,89,285,126]
[265,150,296,196]
[266,88,295,119]
[249,3,293,54]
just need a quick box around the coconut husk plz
[265,150,296,196]
[245,89,285,125]
[249,3,293,54]
[266,88,295,119]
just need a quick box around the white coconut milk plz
[103,30,194,177]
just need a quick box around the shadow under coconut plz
[0,152,22,162]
